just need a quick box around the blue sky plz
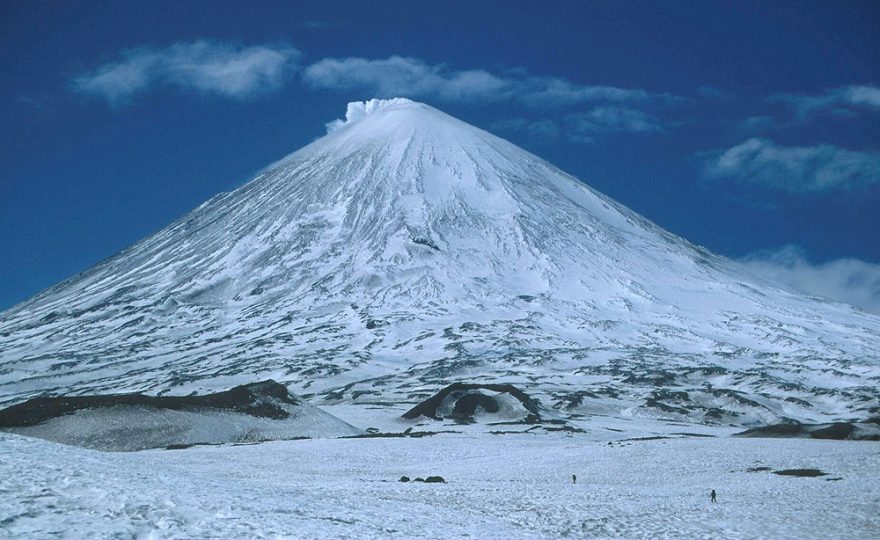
[1,0,879,312]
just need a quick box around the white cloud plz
[74,54,157,104]
[490,117,562,141]
[740,246,880,315]
[704,138,880,192]
[302,56,507,103]
[72,41,300,105]
[514,78,666,107]
[301,20,336,30]
[740,115,775,132]
[568,107,664,135]
[303,55,677,107]
[526,118,562,139]
[492,107,666,145]
[844,85,880,108]
[771,85,880,119]
[696,85,734,100]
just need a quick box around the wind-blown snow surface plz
[0,98,878,426]
[1,430,878,539]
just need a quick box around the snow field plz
[1,432,878,539]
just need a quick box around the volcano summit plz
[1,98,878,426]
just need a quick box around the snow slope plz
[0,98,878,426]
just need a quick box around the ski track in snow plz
[1,432,878,539]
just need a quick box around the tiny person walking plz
[710,489,717,503]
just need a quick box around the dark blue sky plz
[2,0,879,311]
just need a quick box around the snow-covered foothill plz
[0,381,362,450]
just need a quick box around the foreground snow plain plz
[2,428,878,539]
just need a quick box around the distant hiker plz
[572,474,577,484]
[710,489,717,503]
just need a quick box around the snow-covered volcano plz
[1,98,877,425]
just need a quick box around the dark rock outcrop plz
[402,383,541,424]
[734,419,880,441]
[0,380,298,428]
[773,469,828,477]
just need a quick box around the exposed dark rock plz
[424,476,446,483]
[399,476,411,483]
[704,407,731,420]
[811,423,854,439]
[773,469,828,477]
[737,423,805,437]
[542,425,587,434]
[709,388,766,409]
[734,420,879,441]
[620,436,669,442]
[555,390,601,410]
[408,476,446,484]
[411,237,440,251]
[621,372,675,386]
[0,380,298,428]
[784,396,814,408]
[401,383,541,424]
[343,429,457,439]
[643,397,691,415]
[452,393,500,418]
